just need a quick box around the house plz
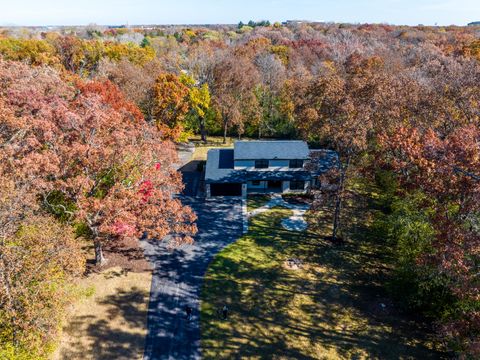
[204,140,338,198]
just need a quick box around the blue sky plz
[1,0,479,26]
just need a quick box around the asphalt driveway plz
[178,161,203,197]
[142,197,243,360]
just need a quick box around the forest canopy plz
[0,21,480,357]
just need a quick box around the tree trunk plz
[0,254,17,347]
[200,116,207,143]
[223,120,228,145]
[332,192,342,241]
[94,237,107,266]
[332,155,351,242]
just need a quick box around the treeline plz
[0,22,479,357]
[2,23,480,144]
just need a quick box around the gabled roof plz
[234,140,310,160]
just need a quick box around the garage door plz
[210,183,242,196]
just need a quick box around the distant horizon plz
[2,0,480,27]
[1,20,479,28]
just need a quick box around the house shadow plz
[178,160,204,173]
[179,160,205,197]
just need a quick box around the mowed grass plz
[189,134,234,146]
[200,181,443,359]
[189,135,260,161]
[190,146,215,161]
[53,267,151,360]
[53,239,152,360]
[247,194,271,211]
[188,135,233,161]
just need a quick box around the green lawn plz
[200,181,443,359]
[188,136,233,161]
[246,194,271,211]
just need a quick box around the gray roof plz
[234,140,310,160]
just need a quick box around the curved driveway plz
[142,197,243,360]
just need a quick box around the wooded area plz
[0,22,479,358]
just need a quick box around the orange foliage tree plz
[153,73,190,140]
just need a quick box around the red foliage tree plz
[379,125,480,355]
[0,60,197,266]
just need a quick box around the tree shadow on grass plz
[201,200,446,359]
[58,287,149,360]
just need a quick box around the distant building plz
[282,20,309,25]
[468,21,480,26]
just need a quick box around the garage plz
[210,183,242,196]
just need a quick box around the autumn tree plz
[0,67,84,359]
[0,38,59,66]
[183,75,211,142]
[98,58,164,121]
[0,215,84,359]
[254,53,287,138]
[295,59,376,241]
[49,35,103,74]
[378,125,480,356]
[212,51,260,143]
[153,73,191,140]
[0,61,197,266]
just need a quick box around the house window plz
[289,159,304,168]
[251,180,261,186]
[254,159,269,169]
[290,180,305,190]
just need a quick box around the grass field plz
[200,180,443,359]
[246,194,271,211]
[188,136,233,161]
[53,267,151,360]
[189,134,235,146]
[53,237,152,360]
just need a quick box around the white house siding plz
[234,159,303,171]
[247,180,310,194]
[234,159,255,170]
